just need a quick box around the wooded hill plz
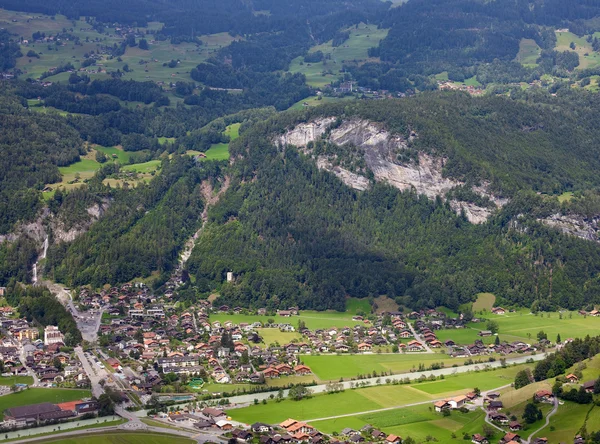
[184,91,600,312]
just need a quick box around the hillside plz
[185,91,600,312]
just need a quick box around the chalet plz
[251,423,273,433]
[358,343,372,352]
[509,421,522,431]
[583,380,597,393]
[488,400,503,411]
[532,439,548,444]
[566,374,579,383]
[472,434,489,444]
[444,340,456,347]
[502,433,521,443]
[448,395,467,409]
[534,390,554,403]
[434,400,450,412]
[478,331,492,337]
[399,330,412,339]
[294,365,312,375]
[216,420,233,430]
[574,435,585,444]
[488,412,508,424]
[386,434,402,444]
[263,367,280,378]
[491,307,506,315]
[407,340,424,352]
[590,310,600,317]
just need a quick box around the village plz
[2,281,600,443]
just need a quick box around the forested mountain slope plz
[185,91,600,312]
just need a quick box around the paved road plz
[525,398,559,443]
[407,321,433,353]
[75,346,105,399]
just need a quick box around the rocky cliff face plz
[278,117,505,224]
[538,213,600,242]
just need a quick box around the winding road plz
[525,398,559,443]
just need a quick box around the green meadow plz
[189,122,241,162]
[312,404,492,444]
[0,375,34,386]
[288,23,389,88]
[474,309,600,343]
[209,310,363,331]
[44,433,193,444]
[555,31,600,70]
[515,38,542,66]
[231,365,532,437]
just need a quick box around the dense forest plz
[45,156,221,289]
[0,93,84,234]
[184,91,600,311]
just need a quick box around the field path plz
[306,384,513,423]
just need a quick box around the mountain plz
[185,91,600,312]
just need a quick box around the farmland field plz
[43,433,193,444]
[209,310,364,330]
[312,404,492,444]
[0,388,91,420]
[532,402,593,443]
[473,309,600,343]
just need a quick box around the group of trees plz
[5,285,82,345]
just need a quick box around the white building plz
[44,325,64,345]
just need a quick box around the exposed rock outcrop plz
[538,213,600,243]
[278,117,506,224]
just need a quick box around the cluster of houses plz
[438,81,485,96]
[0,311,88,389]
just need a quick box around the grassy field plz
[435,327,495,346]
[345,297,372,314]
[515,39,542,66]
[190,123,241,162]
[47,147,157,194]
[302,354,447,380]
[121,160,161,174]
[209,310,364,330]
[288,23,389,88]
[289,95,355,110]
[472,292,496,312]
[531,402,591,443]
[96,145,131,164]
[555,31,600,69]
[473,309,600,343]
[259,328,302,346]
[42,433,194,444]
[0,388,91,420]
[0,375,34,386]
[312,403,492,443]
